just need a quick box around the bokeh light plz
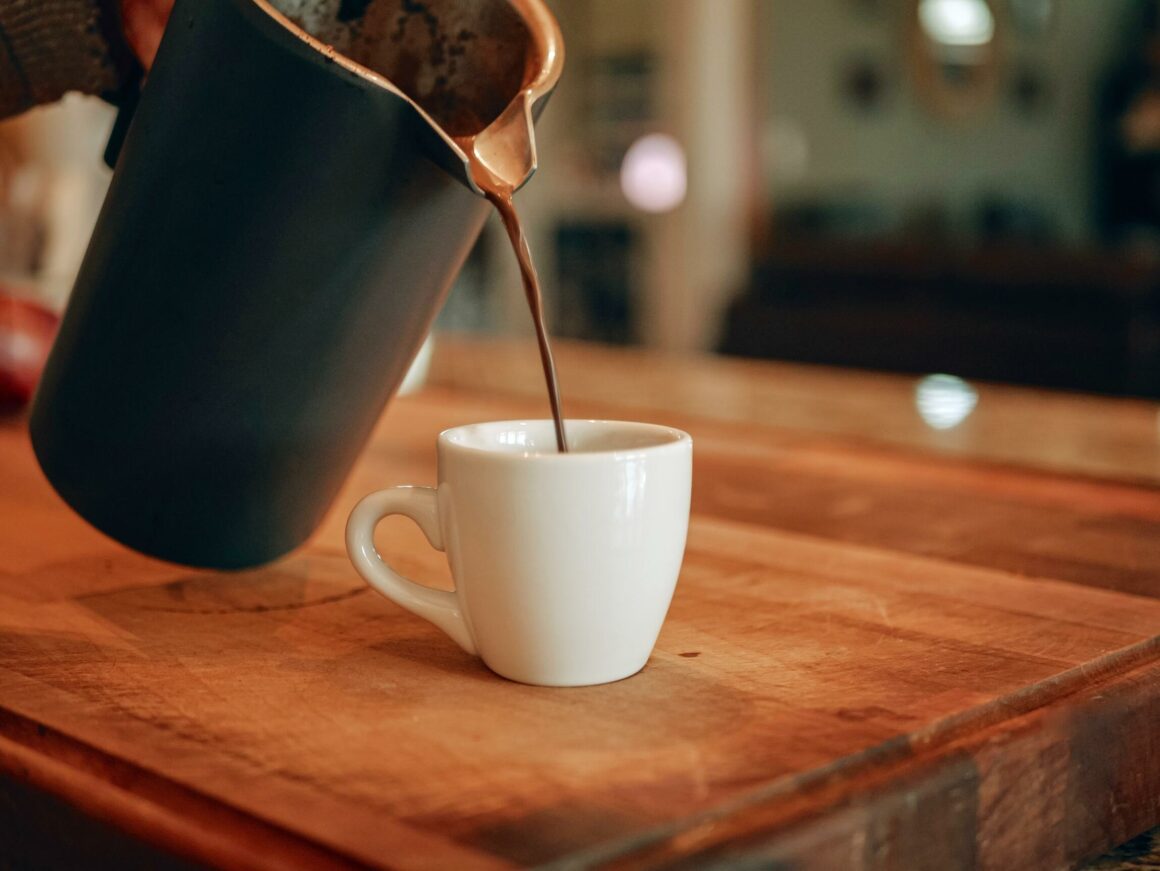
[620,133,688,214]
[915,374,979,430]
[919,0,996,47]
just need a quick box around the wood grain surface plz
[1,336,1158,869]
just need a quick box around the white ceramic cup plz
[346,420,693,686]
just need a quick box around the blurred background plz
[5,0,1160,398]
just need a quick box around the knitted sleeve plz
[0,0,134,120]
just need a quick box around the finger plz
[121,0,171,68]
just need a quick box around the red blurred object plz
[0,291,59,413]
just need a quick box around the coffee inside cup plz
[443,421,688,456]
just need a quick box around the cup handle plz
[346,487,477,655]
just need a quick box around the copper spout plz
[251,0,564,193]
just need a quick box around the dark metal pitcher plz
[30,0,563,569]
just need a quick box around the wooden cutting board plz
[1,339,1158,869]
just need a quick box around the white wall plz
[761,0,1135,241]
[512,0,759,351]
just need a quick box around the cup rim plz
[438,419,692,462]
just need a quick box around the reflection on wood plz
[429,335,1160,483]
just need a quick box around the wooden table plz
[2,336,1159,869]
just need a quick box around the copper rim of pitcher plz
[249,0,564,192]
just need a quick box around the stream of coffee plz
[484,189,569,453]
[457,148,570,453]
[302,0,570,450]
